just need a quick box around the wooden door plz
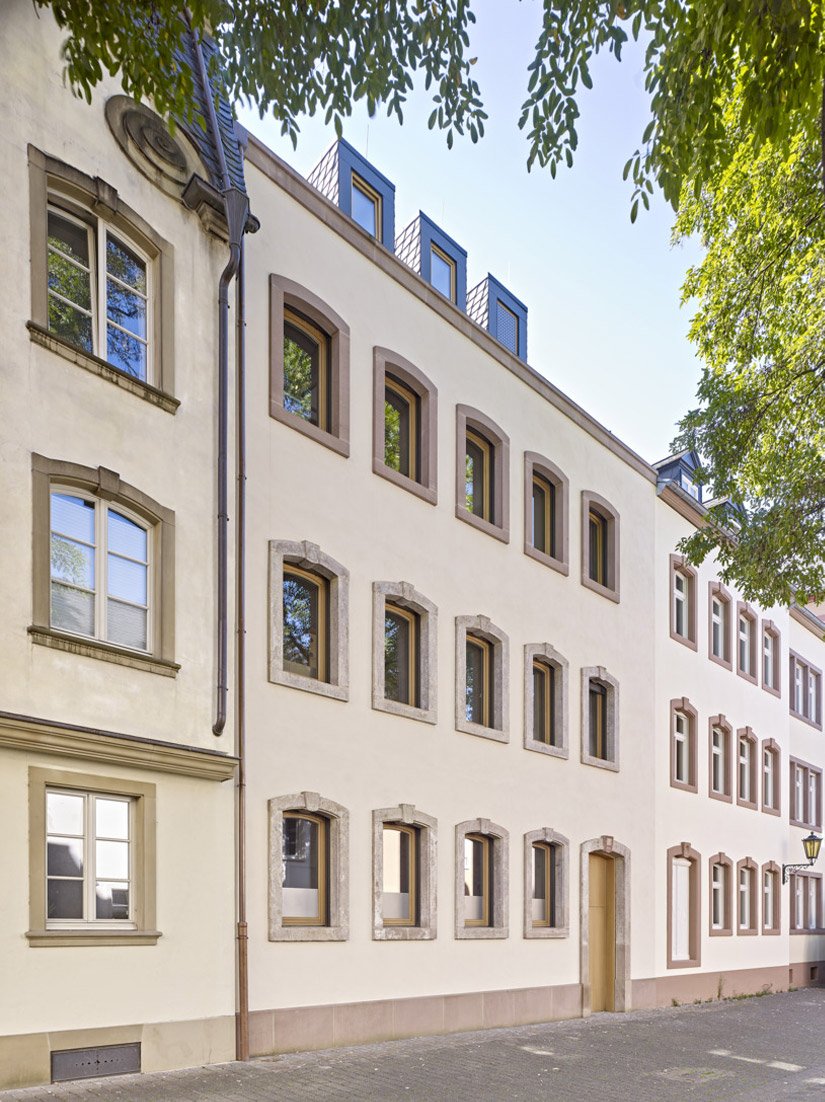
[589,854,616,1012]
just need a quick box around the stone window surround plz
[708,852,733,937]
[669,554,697,650]
[455,404,510,543]
[27,765,159,947]
[269,274,351,457]
[708,581,733,671]
[761,738,781,817]
[666,842,701,969]
[30,453,177,677]
[268,540,349,701]
[580,666,620,772]
[268,792,349,942]
[580,836,631,1015]
[789,756,823,830]
[372,805,437,941]
[523,828,569,939]
[789,650,823,731]
[580,490,620,604]
[790,870,823,934]
[28,145,177,408]
[455,615,510,744]
[454,818,509,939]
[736,727,759,811]
[736,600,759,685]
[761,620,782,697]
[736,857,758,936]
[669,697,698,794]
[523,643,569,759]
[372,347,438,505]
[708,714,733,803]
[372,582,438,724]
[762,861,782,936]
[523,452,569,576]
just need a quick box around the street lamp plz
[782,832,823,884]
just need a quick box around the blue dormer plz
[396,212,468,309]
[654,449,703,503]
[467,274,528,361]
[307,139,395,249]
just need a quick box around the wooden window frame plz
[430,241,457,301]
[383,602,419,709]
[455,405,510,543]
[454,818,509,940]
[372,805,437,941]
[281,810,328,927]
[670,698,698,793]
[372,582,437,724]
[455,615,509,743]
[372,348,437,505]
[523,453,569,575]
[580,491,620,603]
[669,555,697,650]
[708,715,733,803]
[282,306,330,432]
[580,667,620,771]
[708,852,733,937]
[282,564,329,683]
[523,643,569,759]
[523,829,569,939]
[351,171,382,240]
[667,842,701,968]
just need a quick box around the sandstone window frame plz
[790,757,823,830]
[789,651,823,730]
[455,405,510,543]
[761,620,781,697]
[523,828,569,939]
[708,852,733,936]
[736,727,759,810]
[708,715,733,803]
[523,643,569,759]
[455,818,509,940]
[791,871,823,933]
[708,581,733,670]
[269,274,350,457]
[269,792,349,942]
[581,491,620,603]
[372,348,438,505]
[667,842,701,968]
[523,452,569,575]
[581,666,620,772]
[761,861,781,935]
[455,615,509,743]
[27,766,158,947]
[669,555,697,650]
[761,738,781,816]
[372,581,437,724]
[670,697,698,793]
[736,857,758,935]
[736,601,758,684]
[28,145,177,411]
[269,540,349,701]
[30,453,177,677]
[372,805,437,941]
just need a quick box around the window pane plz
[48,211,90,267]
[385,609,411,705]
[106,598,148,650]
[283,573,321,678]
[589,683,607,758]
[48,879,83,920]
[532,480,547,553]
[107,280,147,340]
[51,582,95,636]
[108,510,147,561]
[96,882,130,920]
[96,839,129,880]
[107,323,147,380]
[48,294,94,352]
[352,180,378,236]
[51,537,95,589]
[465,639,486,724]
[96,798,129,840]
[47,838,84,877]
[47,792,84,835]
[107,554,147,604]
[672,858,690,960]
[283,322,320,424]
[106,236,147,294]
[589,513,606,584]
[465,436,489,518]
[384,388,411,477]
[464,836,487,923]
[533,664,546,742]
[496,301,518,354]
[532,845,548,923]
[431,247,453,298]
[52,493,95,544]
[382,827,412,922]
[282,816,321,920]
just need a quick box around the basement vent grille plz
[51,1042,141,1082]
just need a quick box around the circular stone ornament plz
[105,96,208,198]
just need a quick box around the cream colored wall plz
[242,153,660,1010]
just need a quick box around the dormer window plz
[307,140,395,249]
[467,274,528,361]
[351,173,381,239]
[681,472,700,500]
[430,243,455,300]
[395,212,467,307]
[496,301,519,356]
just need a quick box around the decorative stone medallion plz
[105,95,208,199]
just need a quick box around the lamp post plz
[782,832,823,884]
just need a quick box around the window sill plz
[709,653,733,672]
[524,925,569,940]
[737,668,758,686]
[581,575,620,604]
[373,926,436,941]
[709,928,732,938]
[270,667,348,701]
[709,790,733,804]
[762,683,781,698]
[763,926,781,936]
[372,459,437,505]
[270,403,350,457]
[523,543,569,577]
[670,630,698,652]
[269,926,348,942]
[737,928,758,937]
[791,927,825,936]
[524,739,568,760]
[372,695,437,725]
[670,778,698,794]
[762,805,781,817]
[27,929,162,947]
[455,718,509,744]
[455,505,509,544]
[736,797,758,811]
[790,709,823,732]
[28,626,179,678]
[455,926,509,940]
[581,753,619,773]
[667,958,701,970]
[27,322,179,414]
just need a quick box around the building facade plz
[2,0,824,1085]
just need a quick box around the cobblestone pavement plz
[7,989,825,1102]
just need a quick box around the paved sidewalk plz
[6,989,825,1101]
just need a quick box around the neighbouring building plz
[1,0,824,1086]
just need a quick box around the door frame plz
[580,835,631,1016]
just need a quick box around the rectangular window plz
[351,173,382,238]
[531,474,556,558]
[711,598,723,658]
[588,511,608,586]
[809,878,819,931]
[283,308,329,430]
[763,746,779,812]
[282,566,328,681]
[589,680,608,760]
[430,243,455,300]
[739,867,752,930]
[384,604,419,708]
[763,870,774,931]
[738,612,755,677]
[382,824,417,926]
[464,833,491,926]
[466,635,493,727]
[711,727,727,795]
[282,812,327,926]
[739,736,752,803]
[671,857,691,961]
[674,712,689,784]
[531,842,556,927]
[384,375,419,480]
[673,572,687,638]
[465,430,493,521]
[764,630,775,687]
[532,659,556,746]
[795,877,805,929]
[711,863,725,930]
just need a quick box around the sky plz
[236,0,705,466]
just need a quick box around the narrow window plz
[711,726,726,795]
[588,510,608,586]
[763,747,775,810]
[738,613,753,676]
[351,173,381,239]
[674,711,689,784]
[430,243,455,300]
[47,208,94,354]
[384,603,419,708]
[465,430,493,521]
[764,631,775,687]
[589,680,608,760]
[711,597,726,660]
[464,833,491,926]
[105,234,149,380]
[739,866,751,930]
[809,878,819,930]
[384,374,418,480]
[810,673,821,724]
[532,659,556,746]
[671,856,691,961]
[531,842,555,928]
[496,300,519,355]
[282,566,328,681]
[739,735,752,803]
[465,634,493,727]
[795,764,805,822]
[382,824,417,927]
[763,870,774,931]
[711,863,725,930]
[795,662,804,713]
[282,812,327,925]
[532,473,556,558]
[795,877,805,929]
[283,309,329,429]
[673,571,687,638]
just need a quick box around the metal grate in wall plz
[51,1043,141,1082]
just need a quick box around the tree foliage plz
[673,88,825,607]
